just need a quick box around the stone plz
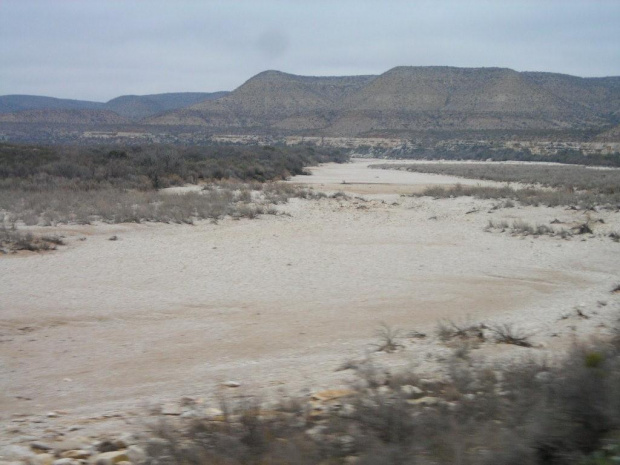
[126,446,145,465]
[145,439,169,457]
[535,371,552,383]
[1,445,36,461]
[400,385,424,398]
[29,453,54,465]
[53,439,91,453]
[61,450,91,460]
[96,440,125,453]
[310,389,356,402]
[46,412,59,418]
[52,460,79,465]
[407,396,440,406]
[203,408,225,421]
[90,450,128,465]
[30,443,54,452]
[337,435,356,454]
[377,386,391,395]
[222,381,240,388]
[160,403,182,416]
[305,425,327,439]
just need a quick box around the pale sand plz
[1,159,619,437]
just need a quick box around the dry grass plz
[143,323,620,465]
[376,163,620,208]
[0,182,323,227]
[0,225,64,253]
[486,219,573,238]
[489,323,535,347]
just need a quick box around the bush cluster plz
[144,331,620,465]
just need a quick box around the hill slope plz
[0,92,230,121]
[0,109,131,125]
[0,95,103,113]
[147,71,377,129]
[148,67,618,135]
[104,92,229,120]
[329,66,605,135]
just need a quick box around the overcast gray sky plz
[1,0,619,101]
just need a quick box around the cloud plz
[0,0,619,100]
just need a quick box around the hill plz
[148,67,619,136]
[0,109,131,125]
[104,92,229,120]
[0,95,102,113]
[147,71,377,129]
[0,92,230,121]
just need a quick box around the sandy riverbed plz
[1,159,619,440]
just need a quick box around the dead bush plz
[489,323,535,347]
[373,323,404,353]
[436,318,485,343]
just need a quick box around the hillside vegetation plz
[0,143,346,231]
[147,66,620,136]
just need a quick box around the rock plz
[61,450,91,460]
[180,396,203,406]
[96,440,126,453]
[400,385,424,398]
[52,459,80,465]
[46,412,59,418]
[90,450,128,465]
[337,435,356,454]
[53,439,91,453]
[126,446,146,465]
[30,443,54,452]
[118,433,141,447]
[160,403,182,416]
[29,453,54,465]
[222,381,240,388]
[305,425,327,439]
[407,396,440,406]
[377,386,391,395]
[203,407,225,421]
[337,403,356,417]
[310,389,356,402]
[1,445,36,461]
[145,439,169,457]
[535,371,552,383]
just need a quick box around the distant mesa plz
[146,66,620,135]
[0,109,131,125]
[1,66,619,138]
[0,92,230,121]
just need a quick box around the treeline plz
[382,145,620,167]
[0,143,349,191]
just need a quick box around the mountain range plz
[1,66,619,138]
[0,92,229,121]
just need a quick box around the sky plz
[1,0,619,102]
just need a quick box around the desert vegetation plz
[379,144,620,167]
[486,219,574,238]
[0,224,64,253]
[0,143,347,229]
[139,319,620,465]
[374,162,620,208]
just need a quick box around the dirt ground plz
[1,158,619,441]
